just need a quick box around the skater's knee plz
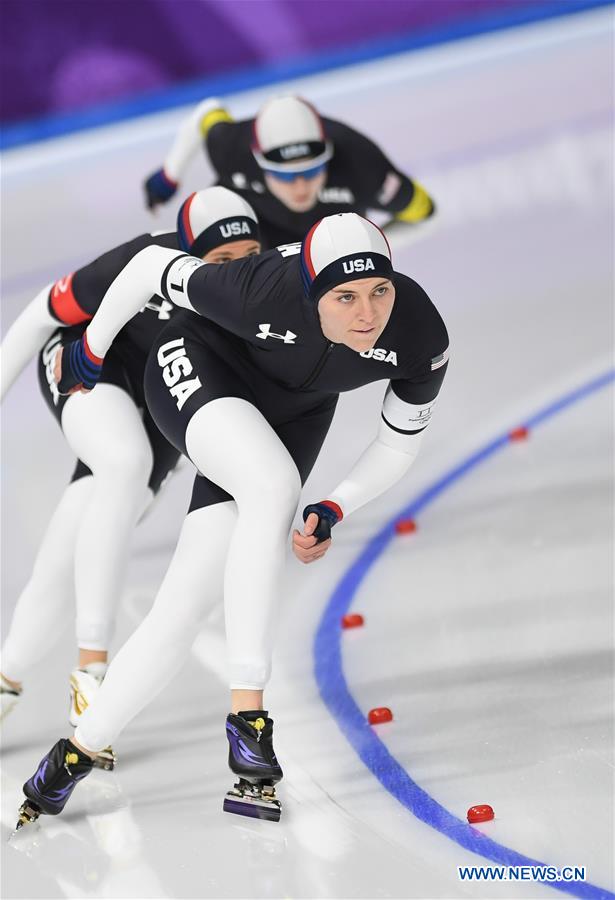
[242,459,301,514]
[91,440,154,489]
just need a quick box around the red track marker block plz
[395,519,417,535]
[342,613,364,629]
[509,426,529,442]
[467,804,495,824]
[368,707,393,725]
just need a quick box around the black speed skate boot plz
[16,738,93,829]
[223,710,283,822]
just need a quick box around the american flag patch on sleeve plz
[431,347,449,371]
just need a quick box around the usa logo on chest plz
[359,347,398,366]
[318,187,354,204]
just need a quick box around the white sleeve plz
[85,247,197,358]
[328,424,425,518]
[328,387,439,517]
[163,97,225,183]
[1,284,57,400]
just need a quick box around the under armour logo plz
[256,323,297,344]
[140,299,174,320]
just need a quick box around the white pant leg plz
[185,398,301,690]
[1,477,93,682]
[61,384,153,651]
[75,501,236,752]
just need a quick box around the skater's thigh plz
[38,332,128,428]
[60,383,153,476]
[39,335,134,484]
[144,329,252,458]
[141,406,182,496]
[146,324,301,505]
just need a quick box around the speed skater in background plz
[145,94,435,249]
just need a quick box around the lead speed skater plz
[1,187,262,772]
[144,93,436,249]
[17,213,449,826]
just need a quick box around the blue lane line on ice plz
[314,369,615,900]
[1,0,612,149]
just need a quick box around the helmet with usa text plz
[176,186,260,260]
[300,213,393,303]
[252,95,333,176]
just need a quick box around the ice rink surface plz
[1,8,613,899]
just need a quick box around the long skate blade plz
[223,794,281,822]
[13,801,41,833]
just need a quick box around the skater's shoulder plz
[183,247,290,308]
[392,272,442,318]
[388,274,448,355]
[145,230,181,250]
[207,117,254,172]
[326,117,384,160]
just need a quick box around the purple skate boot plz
[223,710,283,822]
[16,738,93,829]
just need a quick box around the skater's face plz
[318,277,396,351]
[263,167,327,212]
[202,239,261,264]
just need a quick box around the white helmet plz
[252,96,333,174]
[177,186,260,255]
[300,213,393,302]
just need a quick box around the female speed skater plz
[1,187,262,770]
[144,93,436,248]
[16,212,449,824]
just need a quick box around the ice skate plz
[223,710,283,822]
[16,738,93,829]
[69,665,116,770]
[1,673,22,722]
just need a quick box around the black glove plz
[144,168,178,210]
[57,334,103,395]
[302,501,343,544]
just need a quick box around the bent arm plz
[85,246,193,357]
[328,361,448,518]
[1,284,57,399]
[354,127,435,227]
[390,178,435,223]
[163,97,231,183]
[328,424,426,518]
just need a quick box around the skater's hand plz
[292,513,332,564]
[54,336,103,395]
[144,168,178,210]
[53,348,87,394]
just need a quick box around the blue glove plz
[302,501,343,544]
[57,334,103,395]
[144,168,178,210]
